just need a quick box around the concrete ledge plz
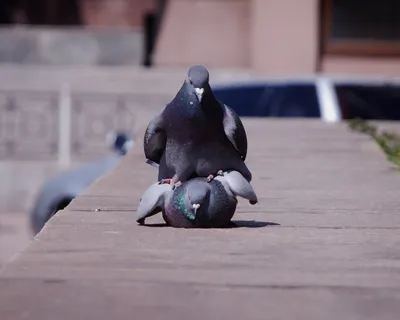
[1,119,400,319]
[0,27,143,66]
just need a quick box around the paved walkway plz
[1,119,400,320]
[0,212,30,268]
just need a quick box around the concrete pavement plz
[1,119,400,320]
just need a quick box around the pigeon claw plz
[158,178,174,186]
[158,178,182,190]
[206,170,224,182]
[172,181,182,190]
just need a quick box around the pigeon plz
[136,170,258,228]
[144,65,252,188]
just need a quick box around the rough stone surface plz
[1,119,400,319]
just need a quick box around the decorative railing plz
[0,85,137,164]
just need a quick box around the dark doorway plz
[0,0,82,26]
[142,0,168,67]
[0,0,21,24]
[23,0,82,25]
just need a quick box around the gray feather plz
[222,103,248,160]
[136,182,172,223]
[215,170,258,204]
[143,113,166,165]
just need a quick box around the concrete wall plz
[250,0,318,75]
[0,0,156,66]
[81,0,156,28]
[154,0,400,78]
[1,1,399,74]
[0,27,143,65]
[154,0,318,73]
[153,0,251,68]
[322,56,400,77]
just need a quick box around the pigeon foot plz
[206,174,214,182]
[158,178,174,186]
[158,178,182,190]
[206,170,224,182]
[172,181,182,190]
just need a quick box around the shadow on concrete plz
[140,221,281,229]
[141,223,169,228]
[231,220,281,228]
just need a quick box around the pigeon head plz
[186,65,210,103]
[186,180,211,217]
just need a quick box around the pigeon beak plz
[192,203,201,214]
[194,87,204,102]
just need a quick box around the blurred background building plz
[154,0,400,76]
[0,0,398,76]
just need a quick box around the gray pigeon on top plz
[136,170,258,228]
[144,65,252,188]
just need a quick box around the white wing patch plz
[222,105,240,153]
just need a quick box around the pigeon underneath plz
[136,170,258,228]
[143,65,252,188]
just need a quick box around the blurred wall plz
[0,27,143,65]
[251,0,318,76]
[153,0,400,77]
[0,0,156,66]
[154,0,250,68]
[1,0,399,75]
[81,0,156,28]
[321,57,400,78]
[154,0,318,72]
[0,162,61,213]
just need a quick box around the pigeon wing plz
[144,112,167,164]
[136,182,172,222]
[221,170,258,203]
[221,103,248,161]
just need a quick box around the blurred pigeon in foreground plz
[144,65,252,188]
[29,132,134,235]
[136,170,258,228]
